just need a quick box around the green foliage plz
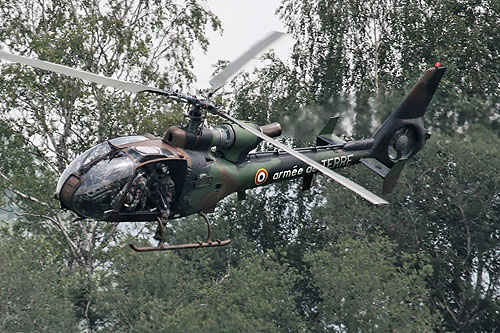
[217,3,499,328]
[0,239,79,331]
[0,0,221,330]
[91,249,207,331]
[89,250,304,332]
[218,182,320,252]
[278,0,499,133]
[165,254,306,332]
[395,127,500,332]
[0,0,220,163]
[306,127,500,331]
[0,0,221,255]
[306,235,436,332]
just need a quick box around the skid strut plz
[129,212,231,252]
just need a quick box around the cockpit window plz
[56,143,110,195]
[79,142,112,172]
[72,156,134,219]
[127,148,144,162]
[55,135,179,220]
[56,137,146,195]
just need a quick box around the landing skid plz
[129,212,231,252]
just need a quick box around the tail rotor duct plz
[388,125,419,162]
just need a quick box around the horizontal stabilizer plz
[360,158,390,178]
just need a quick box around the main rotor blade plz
[0,50,166,95]
[216,111,389,205]
[208,31,286,92]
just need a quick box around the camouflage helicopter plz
[0,32,446,252]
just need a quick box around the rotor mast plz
[185,107,204,133]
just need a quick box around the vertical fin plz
[316,116,346,146]
[318,116,339,136]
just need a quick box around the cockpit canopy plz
[55,136,147,196]
[55,136,180,220]
[73,154,134,219]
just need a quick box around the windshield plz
[56,142,111,195]
[72,155,134,219]
[56,136,148,195]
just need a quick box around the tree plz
[219,1,500,330]
[0,239,79,331]
[90,249,305,332]
[306,235,436,332]
[308,126,500,331]
[397,127,500,331]
[277,0,499,133]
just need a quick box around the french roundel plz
[254,168,268,185]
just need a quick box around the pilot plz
[122,173,147,212]
[151,164,175,241]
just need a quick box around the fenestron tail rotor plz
[388,125,419,162]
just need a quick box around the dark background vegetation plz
[0,0,498,331]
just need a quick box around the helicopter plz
[0,32,446,252]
